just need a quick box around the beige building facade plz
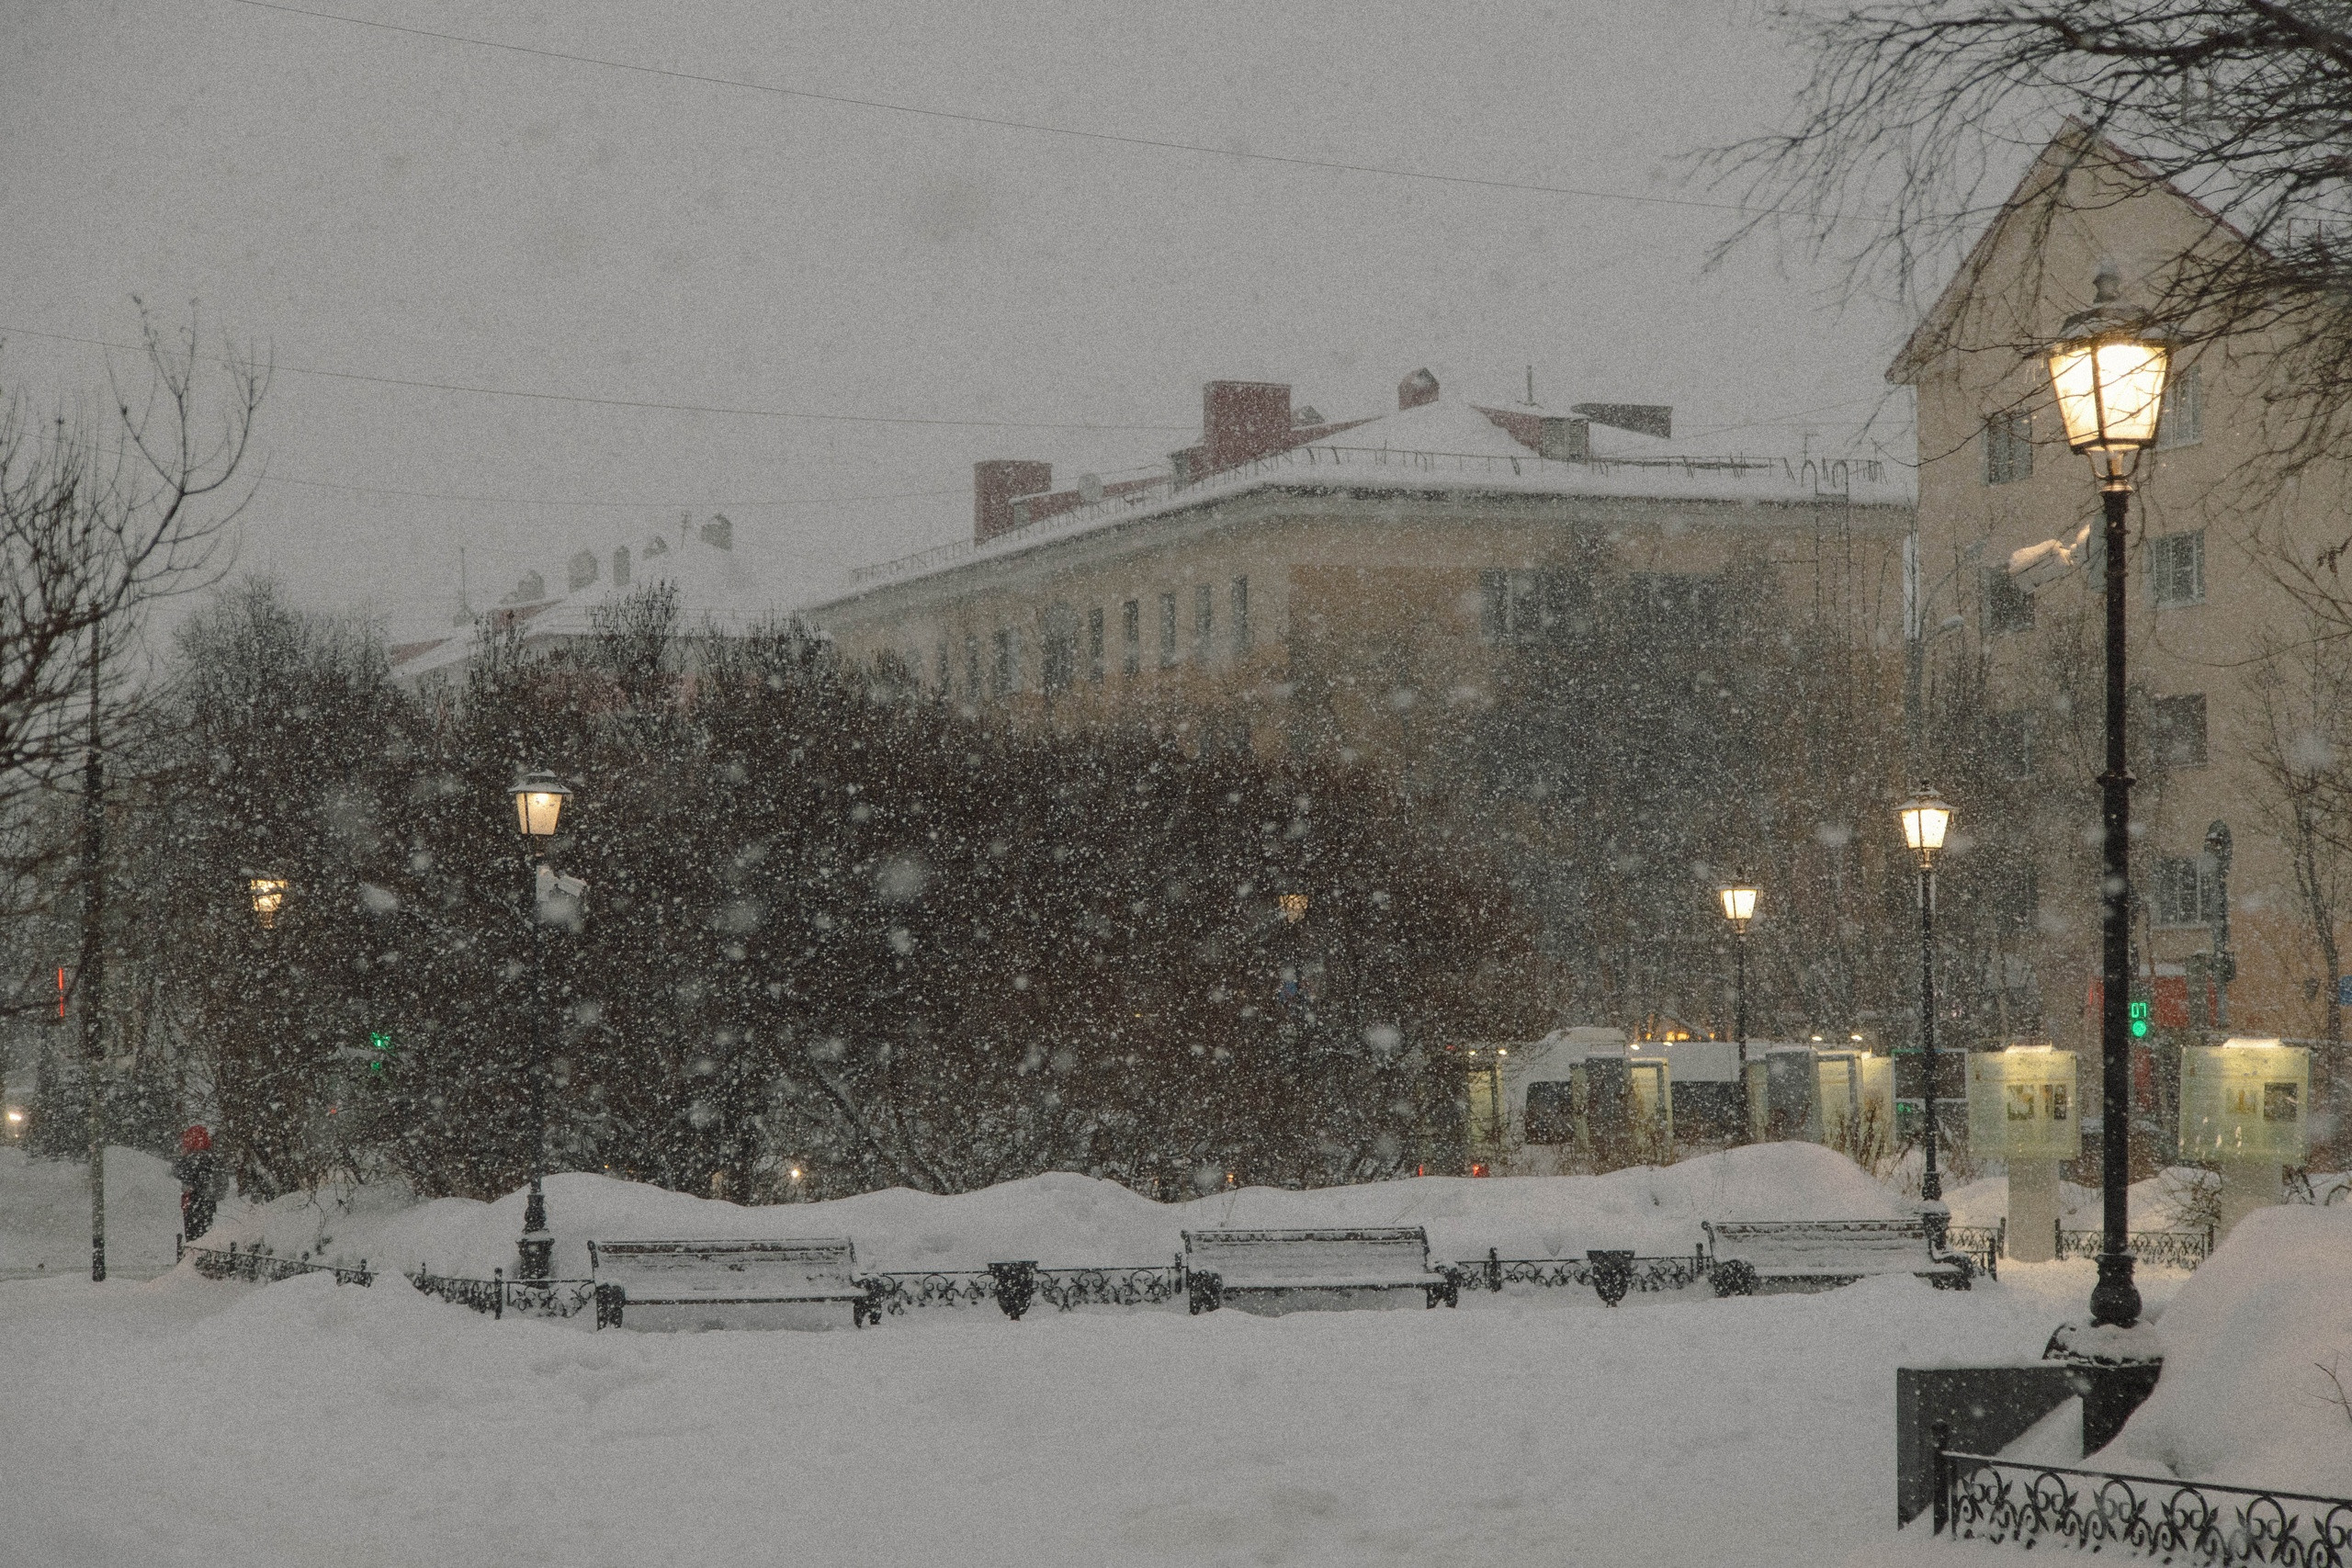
[805,371,1915,785]
[1892,126,2352,1055]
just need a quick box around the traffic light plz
[2129,997,2152,1040]
[368,1032,393,1072]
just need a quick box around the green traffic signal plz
[368,1031,393,1072]
[2128,999,2151,1040]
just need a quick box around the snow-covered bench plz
[1181,1226,1461,1315]
[588,1237,879,1331]
[1703,1218,1973,1296]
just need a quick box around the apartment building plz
[1889,123,2352,1047]
[803,367,1914,782]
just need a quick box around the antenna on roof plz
[1526,366,1536,407]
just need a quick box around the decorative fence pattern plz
[1945,1224,2003,1280]
[864,1263,1185,1318]
[1455,1248,1712,1296]
[188,1243,374,1288]
[1033,1264,1184,1313]
[406,1268,605,1322]
[2057,1227,2215,1271]
[1936,1446,2352,1566]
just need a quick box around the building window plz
[1087,605,1105,682]
[991,628,1017,696]
[2151,693,2208,767]
[2154,853,2224,928]
[1193,584,1214,660]
[2158,365,2204,448]
[1524,1081,1575,1145]
[1159,592,1178,668]
[1983,567,2036,636]
[934,637,950,693]
[2151,529,2206,607]
[1121,599,1140,676]
[1984,410,2033,485]
[964,635,981,700]
[1232,577,1250,654]
[1041,622,1075,694]
[1988,708,2034,781]
[1479,569,1565,644]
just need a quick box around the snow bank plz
[2109,1203,2352,1496]
[202,1142,1902,1280]
[0,1145,186,1278]
[1942,1168,2206,1235]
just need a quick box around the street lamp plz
[1898,785,1953,1246]
[245,874,288,931]
[2048,263,2170,1331]
[1716,874,1758,1051]
[510,771,571,1283]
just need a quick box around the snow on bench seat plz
[1702,1218,1973,1296]
[589,1237,876,1331]
[1181,1226,1460,1315]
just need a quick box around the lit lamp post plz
[511,771,571,1283]
[245,874,288,931]
[1899,785,1953,1247]
[2047,264,2170,1330]
[1717,874,1758,1052]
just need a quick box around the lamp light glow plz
[1898,785,1954,867]
[1717,876,1759,930]
[245,874,288,930]
[511,772,571,839]
[2046,265,2171,488]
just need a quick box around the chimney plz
[975,459,1053,544]
[1397,367,1440,410]
[1203,380,1292,472]
[568,549,599,592]
[700,513,733,551]
[1079,472,1103,503]
[612,547,631,587]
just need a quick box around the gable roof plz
[1884,120,2260,386]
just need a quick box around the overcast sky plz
[4,0,1931,640]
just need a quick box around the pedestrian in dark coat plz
[173,1125,226,1244]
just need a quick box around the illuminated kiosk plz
[1464,1028,1672,1174]
[1747,1043,1823,1143]
[1966,1045,2079,1263]
[1816,1049,1896,1167]
[2180,1037,2310,1237]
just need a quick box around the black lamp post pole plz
[518,855,553,1282]
[2091,482,2143,1328]
[1734,927,1748,1049]
[1918,855,1943,1246]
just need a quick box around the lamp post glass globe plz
[512,773,571,839]
[245,874,288,930]
[2046,264,2170,488]
[1717,879,1758,931]
[1898,788,1953,868]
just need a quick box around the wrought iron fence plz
[188,1243,374,1288]
[1455,1248,1712,1297]
[2056,1226,2215,1270]
[1935,1443,2352,1566]
[406,1267,603,1322]
[1033,1264,1183,1312]
[1945,1223,2004,1280]
[865,1269,1001,1315]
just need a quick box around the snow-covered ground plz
[6,1145,2339,1567]
[0,1145,185,1279]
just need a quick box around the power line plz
[254,472,968,509]
[222,0,1815,221]
[1,323,1199,433]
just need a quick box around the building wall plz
[1900,135,2352,1047]
[811,486,1913,780]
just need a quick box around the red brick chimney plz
[1397,367,1440,410]
[974,459,1053,544]
[1203,381,1293,472]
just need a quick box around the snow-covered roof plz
[389,525,775,682]
[808,393,1912,610]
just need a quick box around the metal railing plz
[406,1268,606,1322]
[1934,1441,2352,1565]
[861,1262,1184,1319]
[1945,1222,2004,1280]
[1455,1247,1713,1297]
[188,1242,374,1288]
[2057,1225,2215,1270]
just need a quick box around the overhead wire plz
[221,0,1825,222]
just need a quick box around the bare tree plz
[1717,3,2352,487]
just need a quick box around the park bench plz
[1702,1218,1973,1296]
[1181,1226,1460,1315]
[588,1237,879,1331]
